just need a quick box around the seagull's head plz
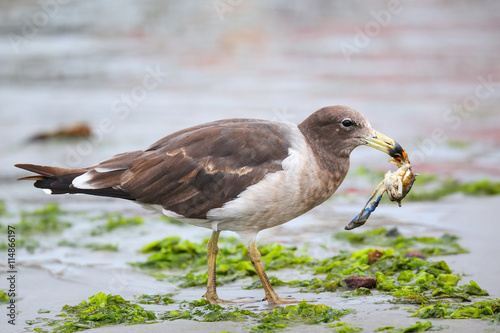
[299,105,407,162]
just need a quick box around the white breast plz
[206,123,331,235]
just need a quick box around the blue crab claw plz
[345,185,384,230]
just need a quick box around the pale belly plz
[160,166,336,235]
[158,125,346,241]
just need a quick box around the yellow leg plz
[247,242,300,305]
[203,231,223,304]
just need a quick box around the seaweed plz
[0,290,9,303]
[84,243,119,252]
[334,228,468,256]
[91,214,144,236]
[135,293,177,305]
[0,203,68,253]
[253,301,352,329]
[413,298,500,322]
[351,167,500,201]
[162,299,353,331]
[375,321,435,332]
[279,246,486,306]
[16,203,71,236]
[329,322,363,332]
[133,231,484,306]
[26,292,156,332]
[0,237,40,253]
[407,178,500,201]
[0,200,7,216]
[134,236,316,287]
[162,299,258,322]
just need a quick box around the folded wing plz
[16,119,291,219]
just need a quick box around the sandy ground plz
[0,196,498,333]
[1,1,500,332]
[83,197,500,332]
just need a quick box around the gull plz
[15,105,406,305]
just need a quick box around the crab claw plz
[345,187,384,230]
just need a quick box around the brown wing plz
[73,119,291,218]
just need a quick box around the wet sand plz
[2,197,498,333]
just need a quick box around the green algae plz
[135,293,177,305]
[329,322,363,332]
[133,231,484,307]
[137,236,209,270]
[375,321,435,332]
[0,290,9,303]
[264,246,487,306]
[407,178,500,201]
[0,237,40,253]
[57,240,119,251]
[352,167,500,201]
[243,275,290,290]
[90,214,144,236]
[162,298,258,322]
[162,299,352,332]
[335,227,468,256]
[84,243,119,252]
[342,287,373,298]
[413,299,500,322]
[135,236,316,287]
[15,203,71,236]
[0,203,70,253]
[22,224,494,332]
[0,200,6,216]
[160,216,186,226]
[355,166,386,180]
[253,301,352,330]
[446,139,471,149]
[27,292,156,333]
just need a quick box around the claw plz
[345,161,415,230]
[345,187,384,230]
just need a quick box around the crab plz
[345,156,416,230]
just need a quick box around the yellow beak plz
[363,130,407,161]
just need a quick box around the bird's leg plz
[203,230,223,304]
[247,241,300,305]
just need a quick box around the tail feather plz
[14,163,135,200]
[15,164,86,178]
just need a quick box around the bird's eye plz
[341,119,353,127]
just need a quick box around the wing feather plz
[121,120,290,218]
[24,119,292,219]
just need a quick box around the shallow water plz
[1,1,500,332]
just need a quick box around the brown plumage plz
[17,119,292,219]
[15,105,406,305]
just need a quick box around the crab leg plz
[345,182,386,230]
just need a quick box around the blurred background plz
[2,1,500,194]
[1,2,500,331]
[0,0,499,208]
[1,0,499,175]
